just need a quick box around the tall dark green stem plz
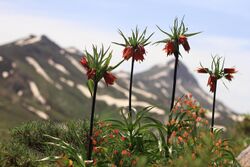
[211,80,217,133]
[87,81,98,160]
[170,54,179,111]
[129,57,135,112]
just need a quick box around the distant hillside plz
[0,35,243,130]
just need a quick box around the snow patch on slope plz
[29,81,46,104]
[133,87,158,100]
[16,36,41,46]
[60,49,65,55]
[149,71,168,80]
[77,84,91,98]
[26,57,53,83]
[113,84,136,100]
[48,59,70,75]
[96,95,164,115]
[161,88,168,96]
[66,55,85,73]
[60,77,74,87]
[160,80,169,88]
[230,115,244,122]
[205,111,221,119]
[154,83,161,88]
[27,106,49,120]
[98,81,105,88]
[55,83,63,90]
[76,84,163,114]
[66,47,82,55]
[118,71,129,79]
[137,81,146,89]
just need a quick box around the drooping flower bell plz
[80,56,89,70]
[163,40,175,56]
[123,46,133,60]
[133,45,146,61]
[179,35,190,52]
[104,72,117,86]
[207,75,217,93]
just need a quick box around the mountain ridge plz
[0,35,243,130]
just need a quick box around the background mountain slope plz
[0,35,242,130]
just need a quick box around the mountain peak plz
[15,35,41,46]
[13,34,58,48]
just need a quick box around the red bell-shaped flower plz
[133,45,145,62]
[179,35,190,53]
[197,68,209,73]
[207,75,217,92]
[87,69,96,80]
[163,41,175,56]
[80,56,89,70]
[104,72,117,86]
[224,68,237,74]
[123,47,133,60]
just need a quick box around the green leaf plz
[111,42,126,47]
[108,59,125,71]
[87,79,94,96]
[103,54,112,68]
[184,31,202,37]
[156,25,172,37]
[118,29,129,45]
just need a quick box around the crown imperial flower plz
[197,56,237,92]
[156,18,200,57]
[113,27,153,62]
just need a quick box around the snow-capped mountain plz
[0,35,242,130]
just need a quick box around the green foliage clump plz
[0,96,243,167]
[0,120,88,167]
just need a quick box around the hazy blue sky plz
[0,0,249,113]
